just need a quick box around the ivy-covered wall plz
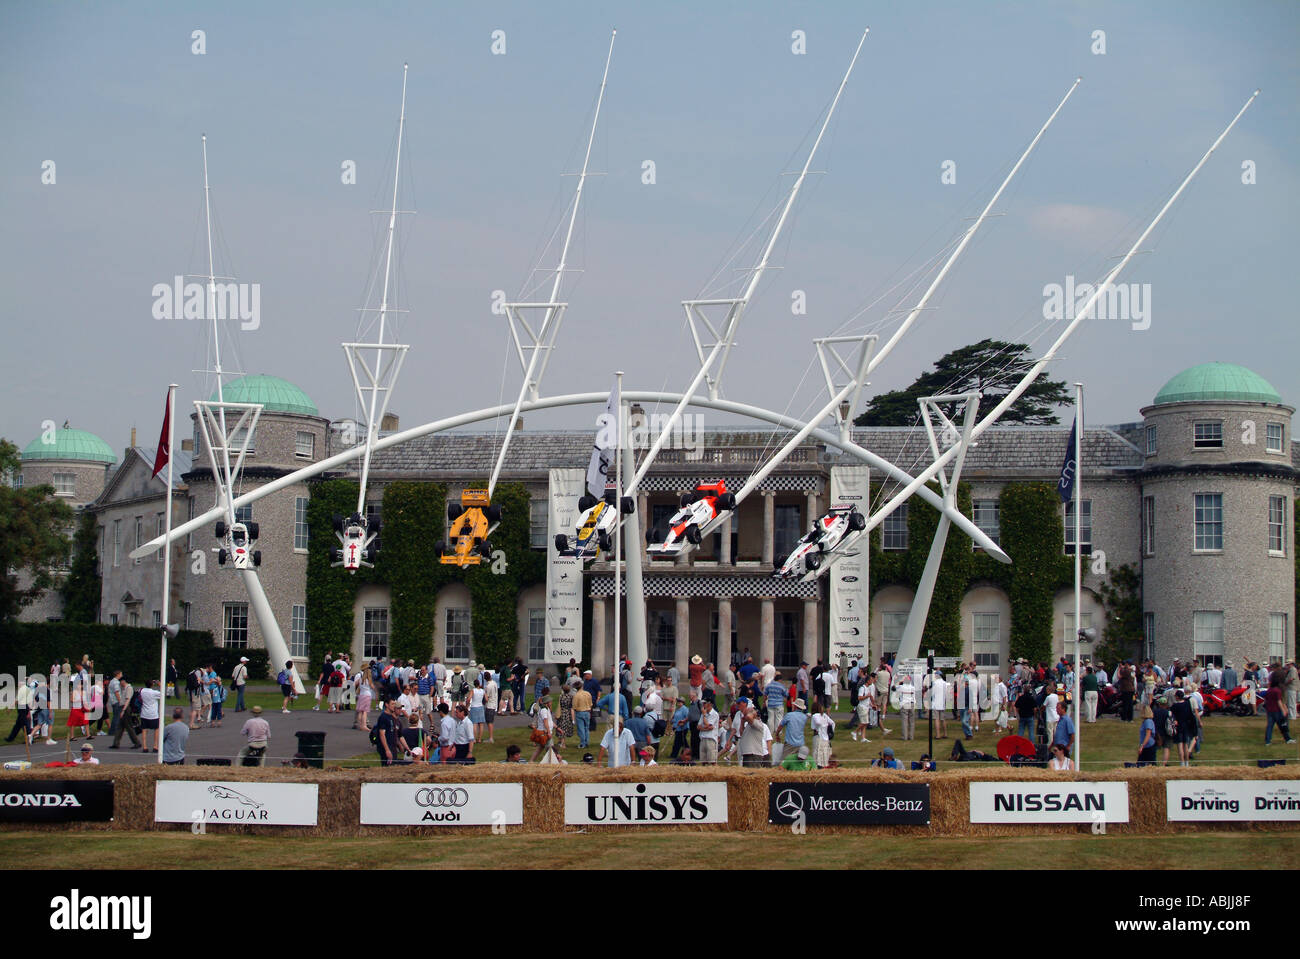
[305,479,546,668]
[869,480,1072,664]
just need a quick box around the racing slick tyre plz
[218,548,229,566]
[685,524,702,546]
[215,521,227,540]
[805,552,821,571]
[448,504,464,521]
[252,550,262,567]
[369,515,382,534]
[479,540,492,556]
[332,513,344,533]
[620,497,635,515]
[555,534,570,553]
[680,492,697,508]
[330,548,342,563]
[598,530,612,552]
[849,510,867,531]
[434,541,447,557]
[364,548,377,563]
[486,505,502,523]
[247,522,260,540]
[719,493,736,510]
[578,494,598,512]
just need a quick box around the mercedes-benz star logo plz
[775,788,804,819]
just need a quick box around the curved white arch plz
[131,390,1009,562]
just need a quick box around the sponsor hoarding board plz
[969,782,1129,823]
[155,781,319,825]
[768,782,930,825]
[1166,781,1300,822]
[0,780,113,822]
[546,467,585,663]
[564,782,727,825]
[360,783,524,825]
[828,465,869,663]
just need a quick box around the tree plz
[0,439,75,621]
[59,510,102,623]
[1096,563,1144,666]
[854,339,1071,427]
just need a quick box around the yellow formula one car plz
[436,488,501,567]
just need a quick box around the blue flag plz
[1058,418,1077,504]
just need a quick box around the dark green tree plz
[0,439,75,622]
[1096,562,1143,666]
[854,339,1071,427]
[59,510,101,623]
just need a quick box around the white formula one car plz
[646,480,736,556]
[774,504,867,579]
[555,484,636,562]
[331,512,380,572]
[215,520,261,570]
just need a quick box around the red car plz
[646,480,735,556]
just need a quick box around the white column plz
[805,488,818,527]
[675,490,690,568]
[802,598,819,666]
[715,597,733,671]
[674,597,690,672]
[762,491,775,566]
[637,492,649,559]
[720,513,733,565]
[760,597,775,665]
[591,596,607,674]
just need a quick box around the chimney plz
[380,411,399,432]
[130,426,137,448]
[513,416,523,431]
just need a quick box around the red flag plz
[151,390,171,478]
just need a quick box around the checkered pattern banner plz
[589,572,820,599]
[634,475,820,494]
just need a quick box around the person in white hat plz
[232,656,250,712]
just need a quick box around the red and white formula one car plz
[774,504,867,579]
[331,512,380,573]
[646,480,736,556]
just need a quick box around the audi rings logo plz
[775,788,804,820]
[415,787,469,808]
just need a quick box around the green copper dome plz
[210,374,319,416]
[1152,363,1283,406]
[22,428,117,464]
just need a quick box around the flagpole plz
[1072,382,1083,771]
[612,371,624,767]
[158,384,177,765]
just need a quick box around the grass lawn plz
[1,829,1296,870]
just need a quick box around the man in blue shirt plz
[738,657,760,683]
[669,702,691,759]
[778,698,809,756]
[625,706,651,754]
[596,689,629,720]
[1052,701,1075,752]
[764,673,789,732]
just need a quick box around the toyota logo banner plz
[360,783,524,825]
[767,782,930,825]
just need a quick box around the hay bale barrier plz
[0,764,1295,837]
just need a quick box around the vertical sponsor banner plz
[829,465,869,663]
[546,468,585,663]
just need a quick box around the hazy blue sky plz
[2,1,1297,455]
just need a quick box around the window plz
[234,504,253,524]
[1269,613,1288,666]
[1145,425,1157,455]
[1194,493,1223,551]
[108,613,118,626]
[708,610,738,665]
[152,610,161,630]
[1192,611,1224,666]
[112,520,121,567]
[1193,421,1222,448]
[1143,612,1155,661]
[1142,496,1155,556]
[366,501,382,527]
[775,610,799,670]
[1266,422,1284,453]
[53,472,76,496]
[881,611,908,658]
[1063,611,1093,646]
[291,605,309,658]
[294,497,309,551]
[1268,496,1286,554]
[972,500,1000,548]
[528,608,545,661]
[648,609,675,662]
[774,504,802,558]
[444,607,471,661]
[223,603,249,648]
[128,611,139,628]
[183,602,192,630]
[972,612,1000,668]
[529,497,548,550]
[295,431,315,458]
[364,608,390,660]
[14,472,22,488]
[156,512,165,562]
[1063,499,1092,555]
[229,426,255,453]
[882,503,909,551]
[186,498,195,551]
[650,505,677,546]
[134,516,144,564]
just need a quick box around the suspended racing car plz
[438,488,501,567]
[215,520,261,570]
[774,504,867,579]
[556,483,635,561]
[331,512,380,573]
[646,480,735,556]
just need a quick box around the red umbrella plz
[996,735,1036,762]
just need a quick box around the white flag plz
[586,380,618,498]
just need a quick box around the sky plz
[2,0,1297,456]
